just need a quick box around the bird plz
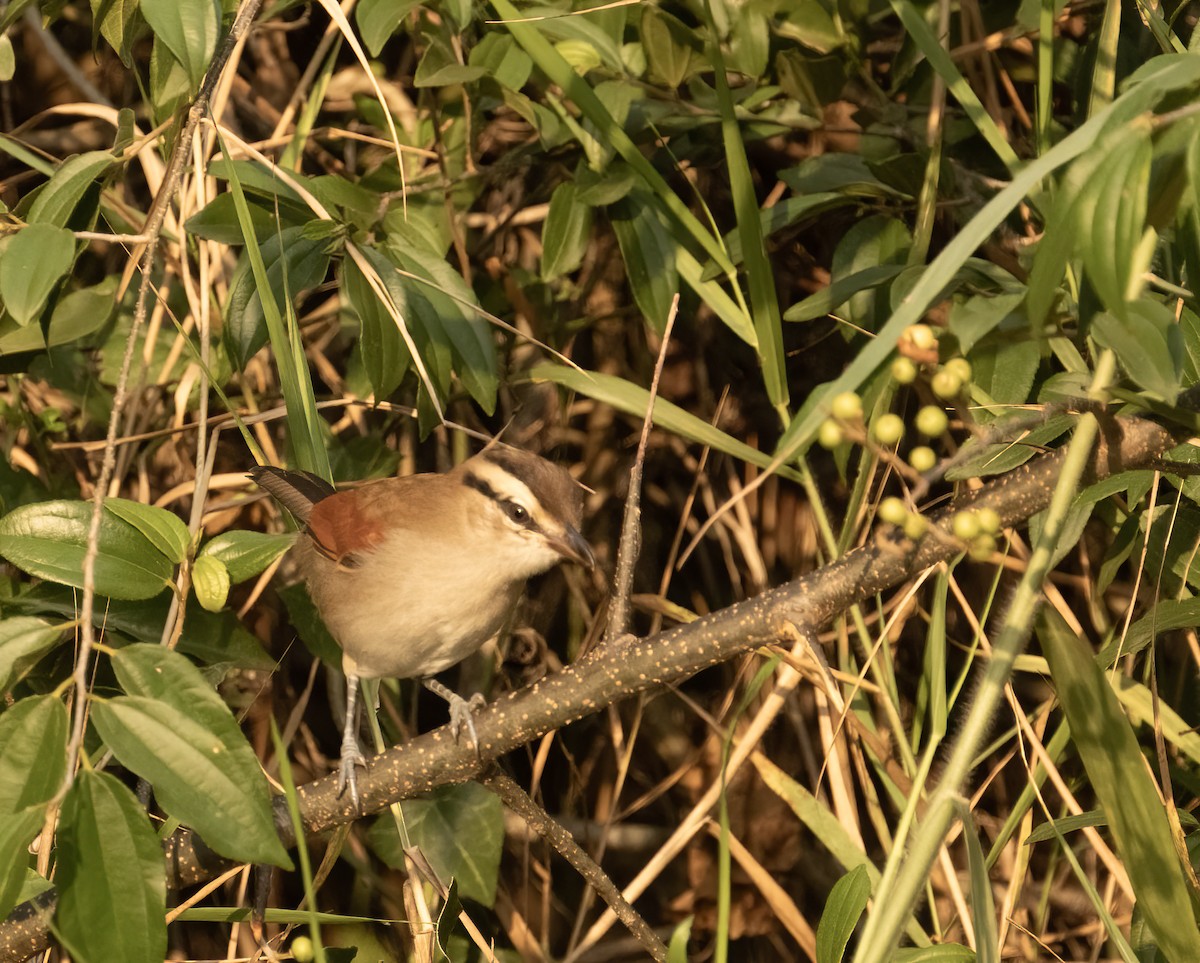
[248,446,595,807]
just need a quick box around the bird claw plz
[446,691,487,757]
[337,738,367,809]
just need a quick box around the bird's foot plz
[337,736,367,809]
[446,691,487,750]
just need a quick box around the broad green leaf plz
[103,499,190,565]
[278,582,341,668]
[384,242,498,412]
[198,530,295,584]
[356,0,422,57]
[89,0,143,66]
[27,151,115,227]
[0,617,66,692]
[1091,301,1181,402]
[56,770,167,963]
[1111,675,1200,770]
[140,0,219,88]
[414,34,485,87]
[109,646,287,859]
[0,500,174,600]
[225,225,331,369]
[1082,125,1152,315]
[958,805,998,963]
[784,264,906,323]
[968,338,1041,421]
[468,33,532,90]
[1097,597,1200,665]
[0,276,119,357]
[816,864,870,963]
[641,6,701,88]
[343,253,412,400]
[0,36,14,83]
[0,223,74,325]
[184,193,287,245]
[944,414,1074,481]
[0,808,43,921]
[0,695,68,813]
[369,783,503,906]
[611,189,678,333]
[92,695,291,867]
[892,948,976,962]
[192,555,230,612]
[1037,608,1200,960]
[541,181,593,281]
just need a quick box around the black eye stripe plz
[464,472,537,530]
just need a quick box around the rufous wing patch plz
[306,489,385,566]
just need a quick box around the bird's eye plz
[504,501,528,523]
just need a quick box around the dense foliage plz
[3,0,1200,961]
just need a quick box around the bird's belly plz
[308,552,521,680]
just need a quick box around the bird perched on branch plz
[250,447,595,807]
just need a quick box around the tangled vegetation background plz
[2,0,1200,960]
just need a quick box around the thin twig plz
[483,771,668,963]
[605,296,680,643]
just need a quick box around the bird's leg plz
[423,678,486,755]
[338,673,368,808]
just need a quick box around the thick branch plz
[0,413,1179,962]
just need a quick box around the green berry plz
[952,510,980,541]
[943,358,972,383]
[930,369,963,399]
[909,446,936,472]
[903,512,928,539]
[818,419,845,450]
[915,405,949,438]
[976,507,1001,534]
[872,413,905,446]
[904,324,937,351]
[292,937,315,963]
[830,390,863,421]
[879,497,908,526]
[969,533,997,561]
[891,356,919,384]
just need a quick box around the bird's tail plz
[248,466,336,524]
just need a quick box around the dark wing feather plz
[248,466,337,524]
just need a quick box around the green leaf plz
[0,695,68,814]
[530,363,803,481]
[0,35,14,84]
[56,770,167,963]
[90,0,144,66]
[343,250,414,401]
[784,264,906,323]
[0,808,43,921]
[92,695,291,867]
[541,181,593,281]
[0,223,74,325]
[640,6,701,88]
[1097,596,1200,665]
[192,555,230,612]
[0,500,174,600]
[944,414,1074,481]
[225,225,331,370]
[0,276,119,357]
[468,33,532,90]
[816,864,870,963]
[0,617,67,692]
[667,917,693,962]
[103,499,191,565]
[1091,301,1181,402]
[369,783,503,906]
[356,0,422,57]
[414,33,485,87]
[1081,125,1152,315]
[198,530,295,584]
[27,151,115,227]
[892,947,976,962]
[185,193,288,245]
[102,643,290,864]
[611,189,678,333]
[278,582,341,668]
[384,242,499,412]
[1037,607,1200,960]
[140,0,219,88]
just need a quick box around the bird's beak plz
[549,527,596,570]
